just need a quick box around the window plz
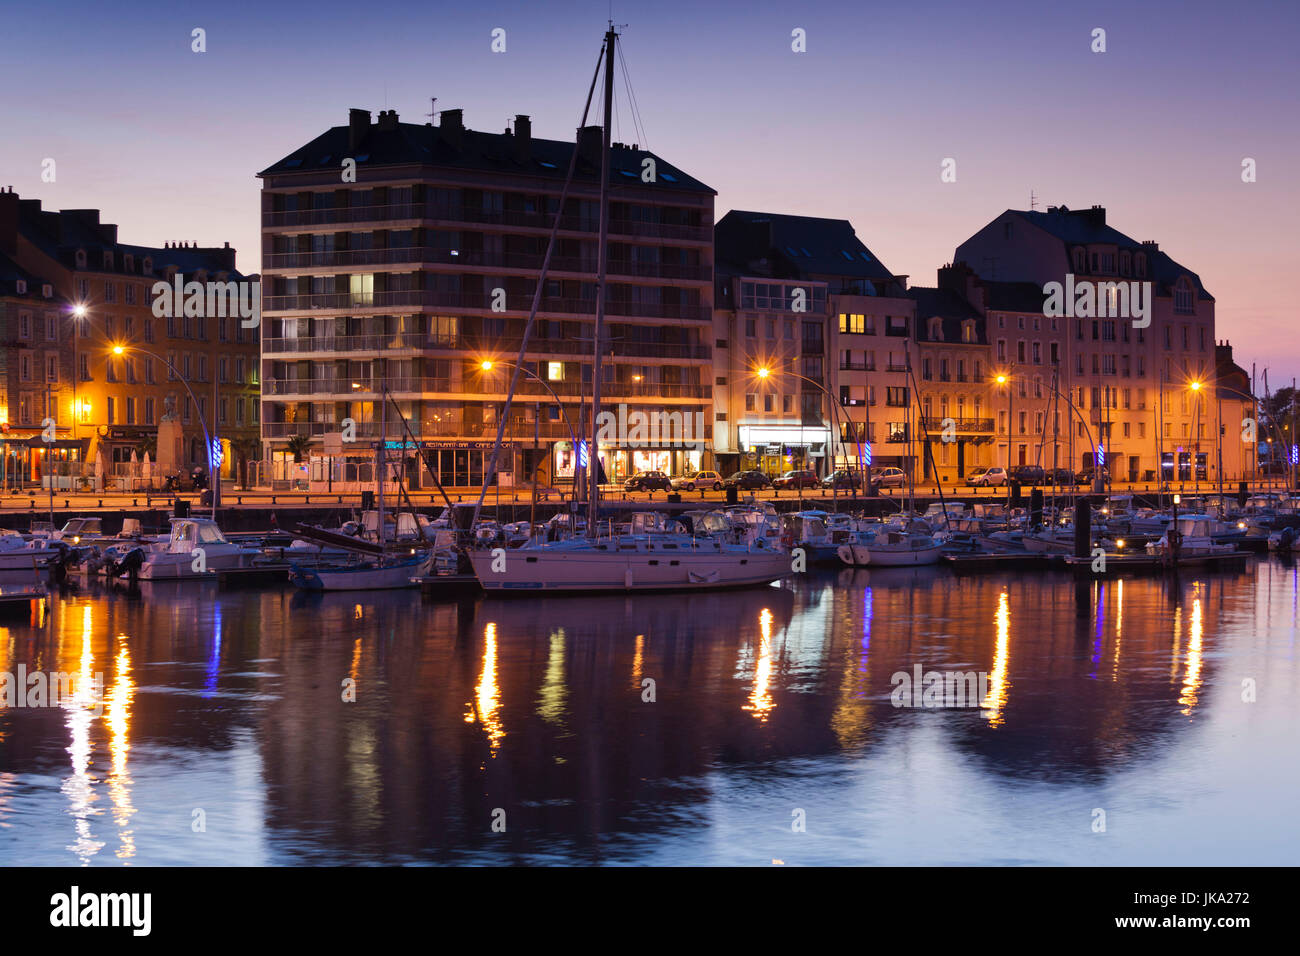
[885,386,908,407]
[1174,278,1194,314]
[45,314,58,341]
[18,312,30,339]
[79,354,89,381]
[745,394,755,411]
[125,284,136,305]
[839,313,865,334]
[144,398,155,425]
[997,339,1007,362]
[46,354,58,383]
[107,396,116,425]
[763,394,773,413]
[125,397,136,425]
[547,361,564,381]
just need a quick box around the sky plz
[2,0,1297,384]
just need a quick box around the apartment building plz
[257,107,715,487]
[0,189,260,485]
[908,268,993,482]
[956,204,1229,483]
[713,211,911,478]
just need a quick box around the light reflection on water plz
[0,561,1296,865]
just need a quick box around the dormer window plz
[124,254,134,272]
[1072,248,1085,273]
[42,284,52,298]
[961,320,975,343]
[75,249,87,268]
[1135,253,1147,278]
[103,251,114,269]
[1174,277,1195,315]
[1119,251,1131,275]
[928,316,943,340]
[15,280,26,295]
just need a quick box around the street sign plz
[323,431,343,456]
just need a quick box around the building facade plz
[257,107,716,489]
[713,211,912,479]
[0,189,259,488]
[956,204,1231,483]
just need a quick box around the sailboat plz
[468,26,789,595]
[290,392,433,590]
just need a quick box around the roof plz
[716,210,899,286]
[908,286,987,344]
[258,118,714,194]
[1009,207,1213,300]
[0,251,59,300]
[982,280,1049,313]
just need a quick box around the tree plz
[285,433,313,464]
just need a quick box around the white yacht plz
[0,529,63,571]
[136,518,263,580]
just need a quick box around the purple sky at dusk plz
[3,0,1297,385]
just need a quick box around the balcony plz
[262,377,711,400]
[261,246,712,282]
[261,419,579,441]
[886,363,908,372]
[263,202,712,243]
[920,417,995,433]
[262,334,711,361]
[262,289,710,321]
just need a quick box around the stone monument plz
[156,393,183,477]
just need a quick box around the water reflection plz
[0,562,1294,865]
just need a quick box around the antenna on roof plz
[426,97,438,124]
[1029,189,1039,211]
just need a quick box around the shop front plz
[737,424,832,478]
[553,441,703,483]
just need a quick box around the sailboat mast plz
[378,386,387,545]
[588,24,616,538]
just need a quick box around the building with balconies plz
[909,272,994,483]
[0,189,260,487]
[257,107,716,487]
[713,211,909,478]
[957,204,1223,483]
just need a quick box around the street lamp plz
[112,344,217,516]
[478,359,580,500]
[756,364,854,500]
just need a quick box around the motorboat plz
[126,518,263,580]
[0,529,64,571]
[1145,515,1240,560]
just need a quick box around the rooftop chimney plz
[376,109,399,132]
[513,114,531,163]
[441,108,464,150]
[348,108,371,151]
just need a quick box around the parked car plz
[968,466,1008,487]
[869,467,906,489]
[724,470,772,490]
[1008,465,1046,485]
[671,470,723,491]
[623,470,672,492]
[1075,466,1111,486]
[772,469,820,489]
[823,469,864,490]
[1050,467,1078,486]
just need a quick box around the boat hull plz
[864,544,944,567]
[468,546,789,593]
[290,556,432,591]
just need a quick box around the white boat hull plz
[469,544,789,593]
[864,544,944,567]
[292,556,432,591]
[837,544,871,567]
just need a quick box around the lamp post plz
[477,359,580,500]
[112,344,216,517]
[756,364,853,502]
[995,372,1011,504]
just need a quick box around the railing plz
[262,289,710,321]
[263,203,713,242]
[261,420,580,440]
[262,247,712,282]
[920,417,995,432]
[839,361,873,371]
[886,363,908,372]
[261,334,712,361]
[262,376,711,400]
